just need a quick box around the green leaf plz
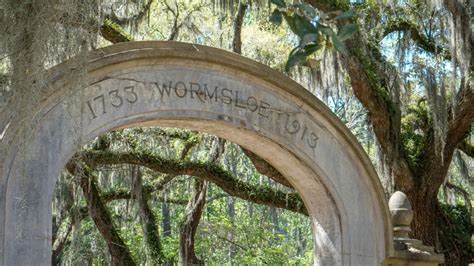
[337,23,358,41]
[295,3,316,18]
[269,9,283,26]
[285,48,307,72]
[285,14,317,39]
[335,9,354,20]
[285,43,323,72]
[331,35,348,55]
[301,33,318,47]
[304,43,323,54]
[317,22,334,36]
[271,0,286,8]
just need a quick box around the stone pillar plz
[383,191,444,265]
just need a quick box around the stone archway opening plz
[0,42,392,265]
[52,126,316,264]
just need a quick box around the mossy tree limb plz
[241,148,293,188]
[81,149,308,216]
[131,166,164,263]
[100,18,133,43]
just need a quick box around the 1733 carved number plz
[86,86,138,119]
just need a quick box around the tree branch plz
[303,0,414,192]
[102,187,191,205]
[52,206,88,258]
[241,148,293,188]
[81,150,308,215]
[66,162,136,265]
[164,0,180,41]
[382,21,450,60]
[101,187,227,205]
[100,18,133,43]
[454,150,473,187]
[423,89,474,191]
[445,182,472,212]
[445,88,474,159]
[52,217,73,258]
[344,35,414,192]
[305,0,349,13]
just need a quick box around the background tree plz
[267,1,473,263]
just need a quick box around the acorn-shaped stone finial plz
[389,191,413,239]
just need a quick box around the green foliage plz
[335,9,354,20]
[269,0,357,71]
[438,204,473,265]
[338,24,358,41]
[195,196,313,265]
[58,218,108,265]
[401,99,429,171]
[285,44,322,72]
[270,0,286,8]
[121,222,146,260]
[161,236,179,260]
[269,9,283,26]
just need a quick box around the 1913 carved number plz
[86,86,138,119]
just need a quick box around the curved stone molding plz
[0,42,392,265]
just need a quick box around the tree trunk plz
[227,197,236,264]
[52,216,74,261]
[131,166,164,263]
[409,189,441,247]
[67,163,136,266]
[269,206,286,236]
[232,3,248,54]
[247,202,254,218]
[162,196,174,266]
[179,179,208,265]
[295,227,307,258]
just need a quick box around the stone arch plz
[0,42,393,265]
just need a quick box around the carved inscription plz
[84,79,319,151]
[153,81,271,118]
[284,114,319,148]
[86,86,138,119]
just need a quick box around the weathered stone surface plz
[389,191,414,239]
[389,191,412,210]
[0,42,393,265]
[386,191,444,265]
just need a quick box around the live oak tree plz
[268,0,473,263]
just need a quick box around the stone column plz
[383,191,444,265]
